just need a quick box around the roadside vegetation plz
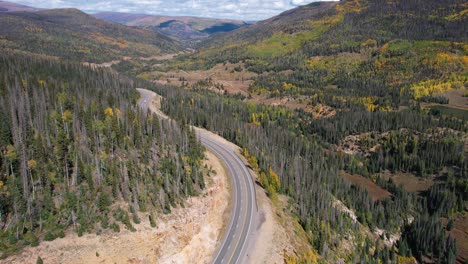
[0,54,205,258]
[125,2,467,262]
[151,84,465,263]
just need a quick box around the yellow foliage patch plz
[307,56,322,67]
[361,39,377,48]
[444,7,468,21]
[282,82,299,93]
[439,53,467,70]
[25,25,43,33]
[104,107,114,118]
[268,167,281,192]
[379,43,390,54]
[5,145,17,161]
[353,97,378,111]
[436,52,466,66]
[99,151,108,161]
[410,79,465,99]
[336,0,364,15]
[397,256,417,264]
[48,171,56,183]
[27,159,37,170]
[284,249,320,264]
[90,32,129,49]
[137,72,152,80]
[62,110,73,122]
[250,113,261,126]
[115,108,122,118]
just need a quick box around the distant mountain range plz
[93,12,252,44]
[93,12,249,31]
[0,1,251,48]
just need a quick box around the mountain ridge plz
[0,7,180,62]
[93,11,251,45]
[93,11,249,27]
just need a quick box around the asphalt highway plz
[137,88,256,264]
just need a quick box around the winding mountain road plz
[137,88,257,264]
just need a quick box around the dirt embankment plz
[193,127,308,264]
[246,192,297,263]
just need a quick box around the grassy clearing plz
[442,213,468,263]
[247,16,338,59]
[380,171,435,194]
[441,89,468,109]
[430,105,468,120]
[340,171,391,201]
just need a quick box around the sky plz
[8,0,337,21]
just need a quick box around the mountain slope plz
[0,8,180,62]
[199,1,338,49]
[200,0,467,54]
[92,12,150,24]
[155,20,208,40]
[0,53,206,258]
[183,0,467,108]
[152,1,467,262]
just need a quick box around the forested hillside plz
[0,55,205,258]
[131,0,468,262]
[152,85,466,263]
[170,0,467,110]
[0,8,179,63]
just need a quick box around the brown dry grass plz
[89,32,129,49]
[152,62,256,96]
[443,213,468,264]
[441,89,468,109]
[380,171,435,194]
[340,171,391,201]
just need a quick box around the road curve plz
[137,88,257,264]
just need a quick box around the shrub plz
[44,231,55,241]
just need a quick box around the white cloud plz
[8,0,338,20]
